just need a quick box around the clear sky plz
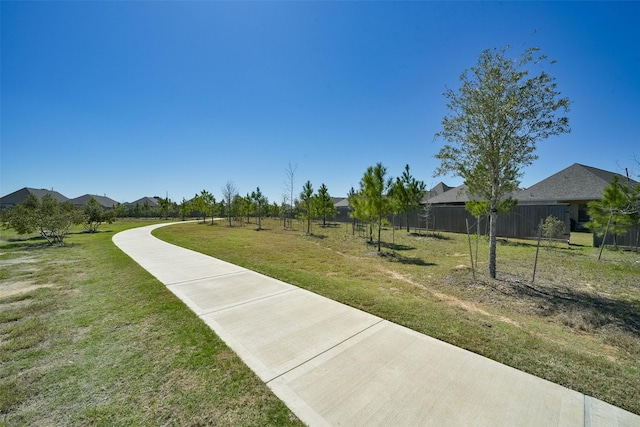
[1,1,639,204]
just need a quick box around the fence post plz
[598,213,613,261]
[466,219,476,281]
[532,219,543,283]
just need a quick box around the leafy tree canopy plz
[83,197,116,233]
[1,194,84,245]
[435,45,570,278]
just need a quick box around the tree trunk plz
[406,212,410,233]
[377,216,382,252]
[489,208,498,279]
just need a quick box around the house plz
[422,182,453,202]
[423,183,521,206]
[123,197,160,216]
[0,187,69,210]
[422,184,471,205]
[125,197,160,209]
[514,163,639,231]
[69,194,120,209]
[414,163,637,238]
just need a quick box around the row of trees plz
[349,164,426,252]
[0,195,116,244]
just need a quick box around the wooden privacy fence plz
[593,225,640,250]
[334,204,571,240]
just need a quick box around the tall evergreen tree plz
[398,164,427,232]
[315,183,336,227]
[300,181,314,235]
[359,163,391,252]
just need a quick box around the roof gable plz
[126,197,160,207]
[69,194,120,208]
[422,182,453,203]
[0,187,69,205]
[515,163,639,202]
[425,184,473,204]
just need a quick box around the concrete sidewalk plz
[113,223,640,426]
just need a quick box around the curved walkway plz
[113,223,639,426]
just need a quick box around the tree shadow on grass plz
[379,251,435,266]
[307,233,327,240]
[319,223,341,228]
[379,241,416,251]
[410,232,452,240]
[493,273,640,337]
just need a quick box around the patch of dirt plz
[380,266,520,326]
[0,255,38,265]
[0,281,55,299]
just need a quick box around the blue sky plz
[1,1,639,204]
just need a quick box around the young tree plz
[191,194,205,223]
[199,189,216,224]
[587,176,639,249]
[133,202,142,218]
[222,181,238,227]
[300,181,314,235]
[315,183,337,227]
[113,203,128,218]
[388,178,406,251]
[142,200,151,218]
[231,194,244,224]
[397,164,427,232]
[0,194,84,245]
[251,187,267,230]
[179,198,192,220]
[541,215,566,248]
[348,188,371,240]
[241,193,253,224]
[269,201,281,218]
[360,163,392,252]
[83,197,116,233]
[284,162,298,229]
[435,45,570,279]
[157,197,170,220]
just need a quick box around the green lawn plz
[0,220,302,426]
[154,218,640,416]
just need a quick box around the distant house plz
[123,196,160,216]
[0,187,69,210]
[125,197,160,209]
[514,163,639,231]
[69,194,120,209]
[422,184,471,205]
[423,183,520,206]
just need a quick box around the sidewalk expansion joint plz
[197,288,298,316]
[265,319,385,384]
[584,395,592,427]
[166,270,249,286]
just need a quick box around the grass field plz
[0,220,303,426]
[154,218,640,416]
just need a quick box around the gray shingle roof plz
[422,182,453,203]
[424,184,477,204]
[126,197,160,207]
[334,197,350,208]
[0,187,69,206]
[514,163,639,202]
[69,194,120,208]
